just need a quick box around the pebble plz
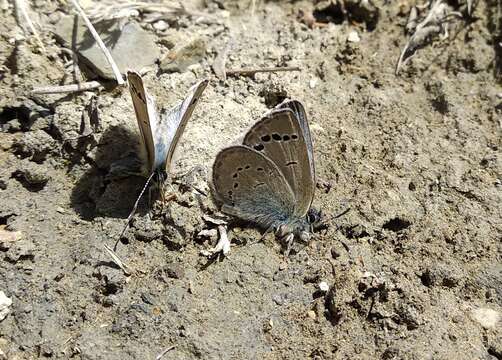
[348,31,361,43]
[471,308,501,329]
[0,228,22,250]
[319,281,329,292]
[0,291,12,321]
[153,20,169,31]
[164,264,185,280]
[307,310,317,320]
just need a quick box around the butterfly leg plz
[283,233,295,256]
[247,225,275,245]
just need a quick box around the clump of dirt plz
[0,0,501,359]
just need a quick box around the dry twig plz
[31,81,103,95]
[69,0,125,85]
[103,244,132,276]
[226,66,301,77]
[155,345,176,360]
[13,0,46,51]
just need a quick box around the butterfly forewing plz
[158,79,208,173]
[213,146,296,229]
[243,108,314,218]
[277,100,315,178]
[127,71,157,173]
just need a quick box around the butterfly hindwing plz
[242,108,315,218]
[212,145,296,230]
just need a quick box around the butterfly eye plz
[233,183,239,188]
[291,134,298,140]
[245,165,250,169]
[272,134,281,141]
[254,144,264,151]
[261,135,271,142]
[282,135,290,141]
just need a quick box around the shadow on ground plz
[69,124,149,220]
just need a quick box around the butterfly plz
[116,71,208,244]
[211,100,319,254]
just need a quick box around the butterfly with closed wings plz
[212,100,319,254]
[116,71,208,246]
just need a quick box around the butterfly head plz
[276,207,321,243]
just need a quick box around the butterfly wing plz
[243,107,314,218]
[212,145,296,230]
[127,71,157,173]
[156,79,209,173]
[277,100,315,178]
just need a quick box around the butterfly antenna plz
[114,172,156,251]
[332,207,350,220]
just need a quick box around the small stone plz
[12,130,55,162]
[348,31,360,43]
[307,310,316,320]
[331,246,341,259]
[6,238,35,263]
[0,291,12,321]
[153,20,169,31]
[141,293,155,305]
[54,18,160,80]
[0,228,22,250]
[309,78,318,89]
[12,161,50,190]
[160,37,207,73]
[319,281,329,292]
[471,308,501,329]
[272,293,286,306]
[164,264,185,280]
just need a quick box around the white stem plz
[69,0,125,85]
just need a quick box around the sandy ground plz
[0,0,501,359]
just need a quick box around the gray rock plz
[12,161,50,191]
[160,38,206,73]
[12,130,55,163]
[5,238,35,263]
[53,17,160,80]
[164,263,185,280]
